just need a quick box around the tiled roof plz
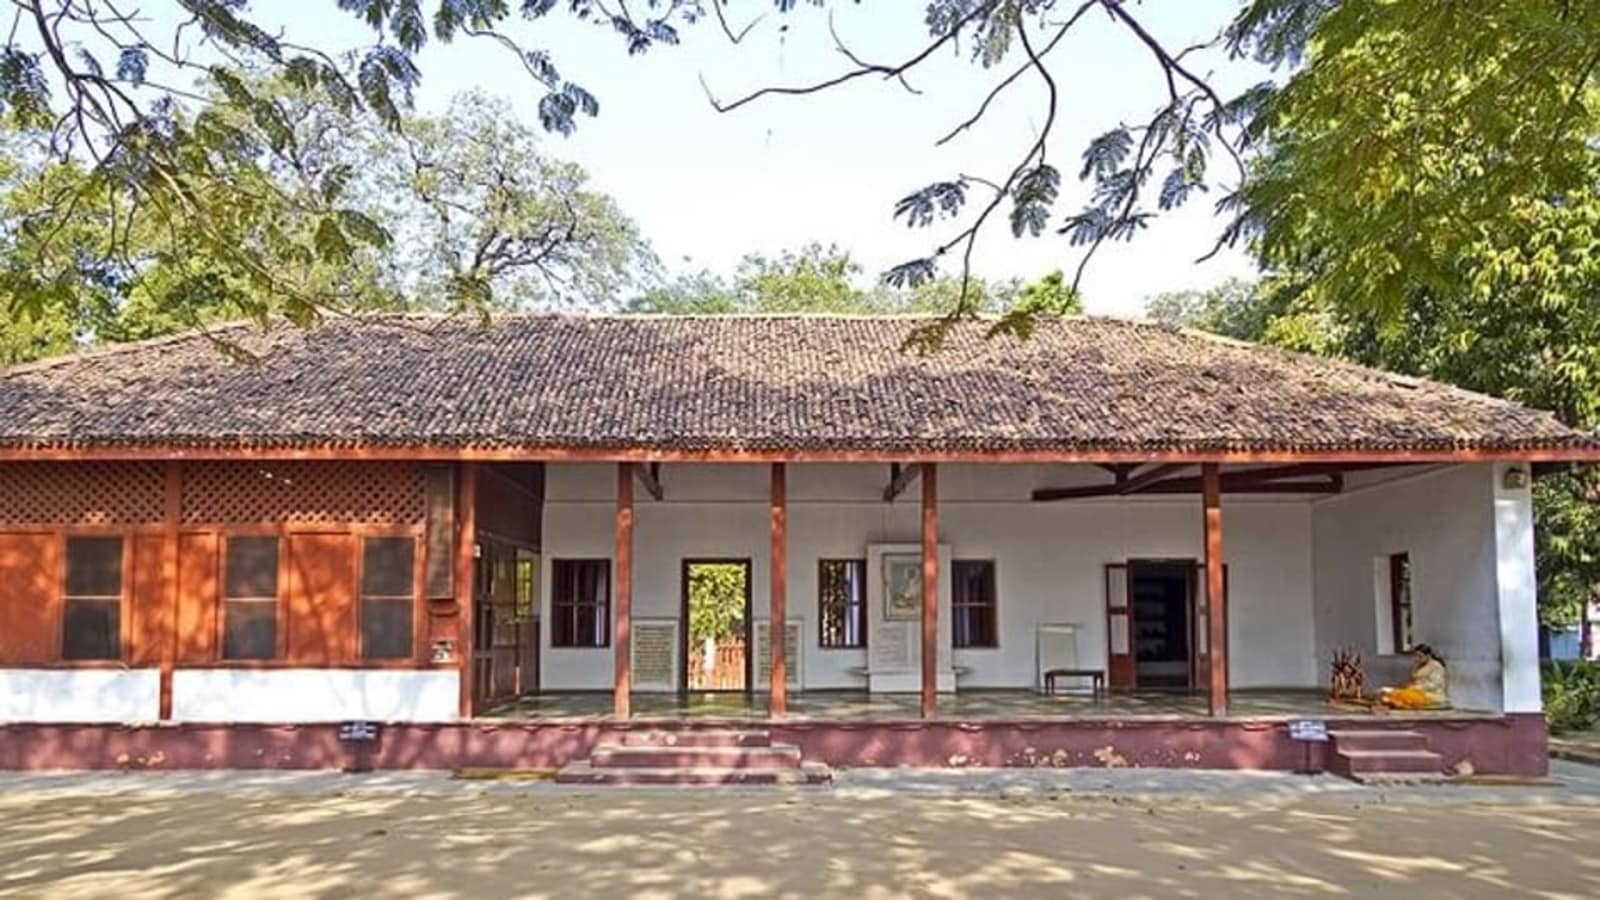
[0,314,1590,457]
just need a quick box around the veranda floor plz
[480,688,1495,722]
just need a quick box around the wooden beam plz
[1,443,1591,465]
[1221,462,1400,484]
[634,461,664,501]
[614,463,634,721]
[455,462,478,719]
[1126,475,1344,495]
[1034,463,1386,500]
[1033,463,1190,501]
[1203,463,1227,717]
[883,463,922,502]
[770,462,788,718]
[921,464,939,719]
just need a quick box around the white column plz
[1493,463,1542,714]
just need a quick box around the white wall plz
[541,462,1319,692]
[0,669,161,723]
[1310,464,1506,710]
[170,669,459,723]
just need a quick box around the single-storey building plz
[0,314,1593,777]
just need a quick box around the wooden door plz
[1104,563,1134,689]
[1189,564,1230,690]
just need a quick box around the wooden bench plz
[1043,668,1105,697]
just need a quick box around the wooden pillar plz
[1203,463,1228,717]
[456,462,478,720]
[921,463,939,719]
[614,463,634,721]
[769,463,788,717]
[159,461,182,722]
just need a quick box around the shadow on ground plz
[1,779,1598,898]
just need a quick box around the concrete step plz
[1334,748,1443,776]
[555,760,832,786]
[1345,772,1455,786]
[1328,729,1430,752]
[618,730,772,748]
[589,744,804,770]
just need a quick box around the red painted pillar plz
[159,461,181,722]
[614,463,634,721]
[456,462,479,719]
[1203,463,1228,717]
[769,462,788,717]
[921,463,939,719]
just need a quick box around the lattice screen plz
[181,462,425,526]
[0,462,165,526]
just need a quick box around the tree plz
[687,563,748,645]
[0,85,649,363]
[4,3,1594,333]
[626,243,1080,337]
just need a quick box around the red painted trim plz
[0,714,1547,775]
[0,445,1594,464]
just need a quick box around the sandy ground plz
[2,773,1599,899]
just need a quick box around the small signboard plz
[339,721,379,743]
[1288,719,1329,742]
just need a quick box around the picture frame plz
[882,553,922,621]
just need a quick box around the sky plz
[261,2,1267,316]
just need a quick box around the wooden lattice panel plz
[0,462,164,526]
[181,462,425,527]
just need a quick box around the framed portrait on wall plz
[882,554,922,621]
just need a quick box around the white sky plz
[263,2,1267,315]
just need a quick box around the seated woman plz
[1378,644,1451,710]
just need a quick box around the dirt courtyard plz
[2,777,1598,899]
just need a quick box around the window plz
[62,536,123,660]
[1388,552,1414,653]
[551,559,609,648]
[223,536,279,660]
[361,537,415,660]
[515,550,538,622]
[818,559,867,648]
[952,560,998,649]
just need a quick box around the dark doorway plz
[681,559,752,692]
[1130,561,1194,690]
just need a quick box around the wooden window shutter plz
[423,466,455,599]
[0,533,61,664]
[286,531,359,665]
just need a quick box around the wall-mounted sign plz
[1288,719,1329,742]
[339,721,379,743]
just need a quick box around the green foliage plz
[627,243,1044,317]
[687,563,747,643]
[0,84,648,364]
[1241,1,1600,321]
[1543,661,1600,735]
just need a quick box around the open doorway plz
[1130,561,1194,690]
[681,559,752,692]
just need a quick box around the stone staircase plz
[555,729,832,786]
[1327,729,1448,784]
